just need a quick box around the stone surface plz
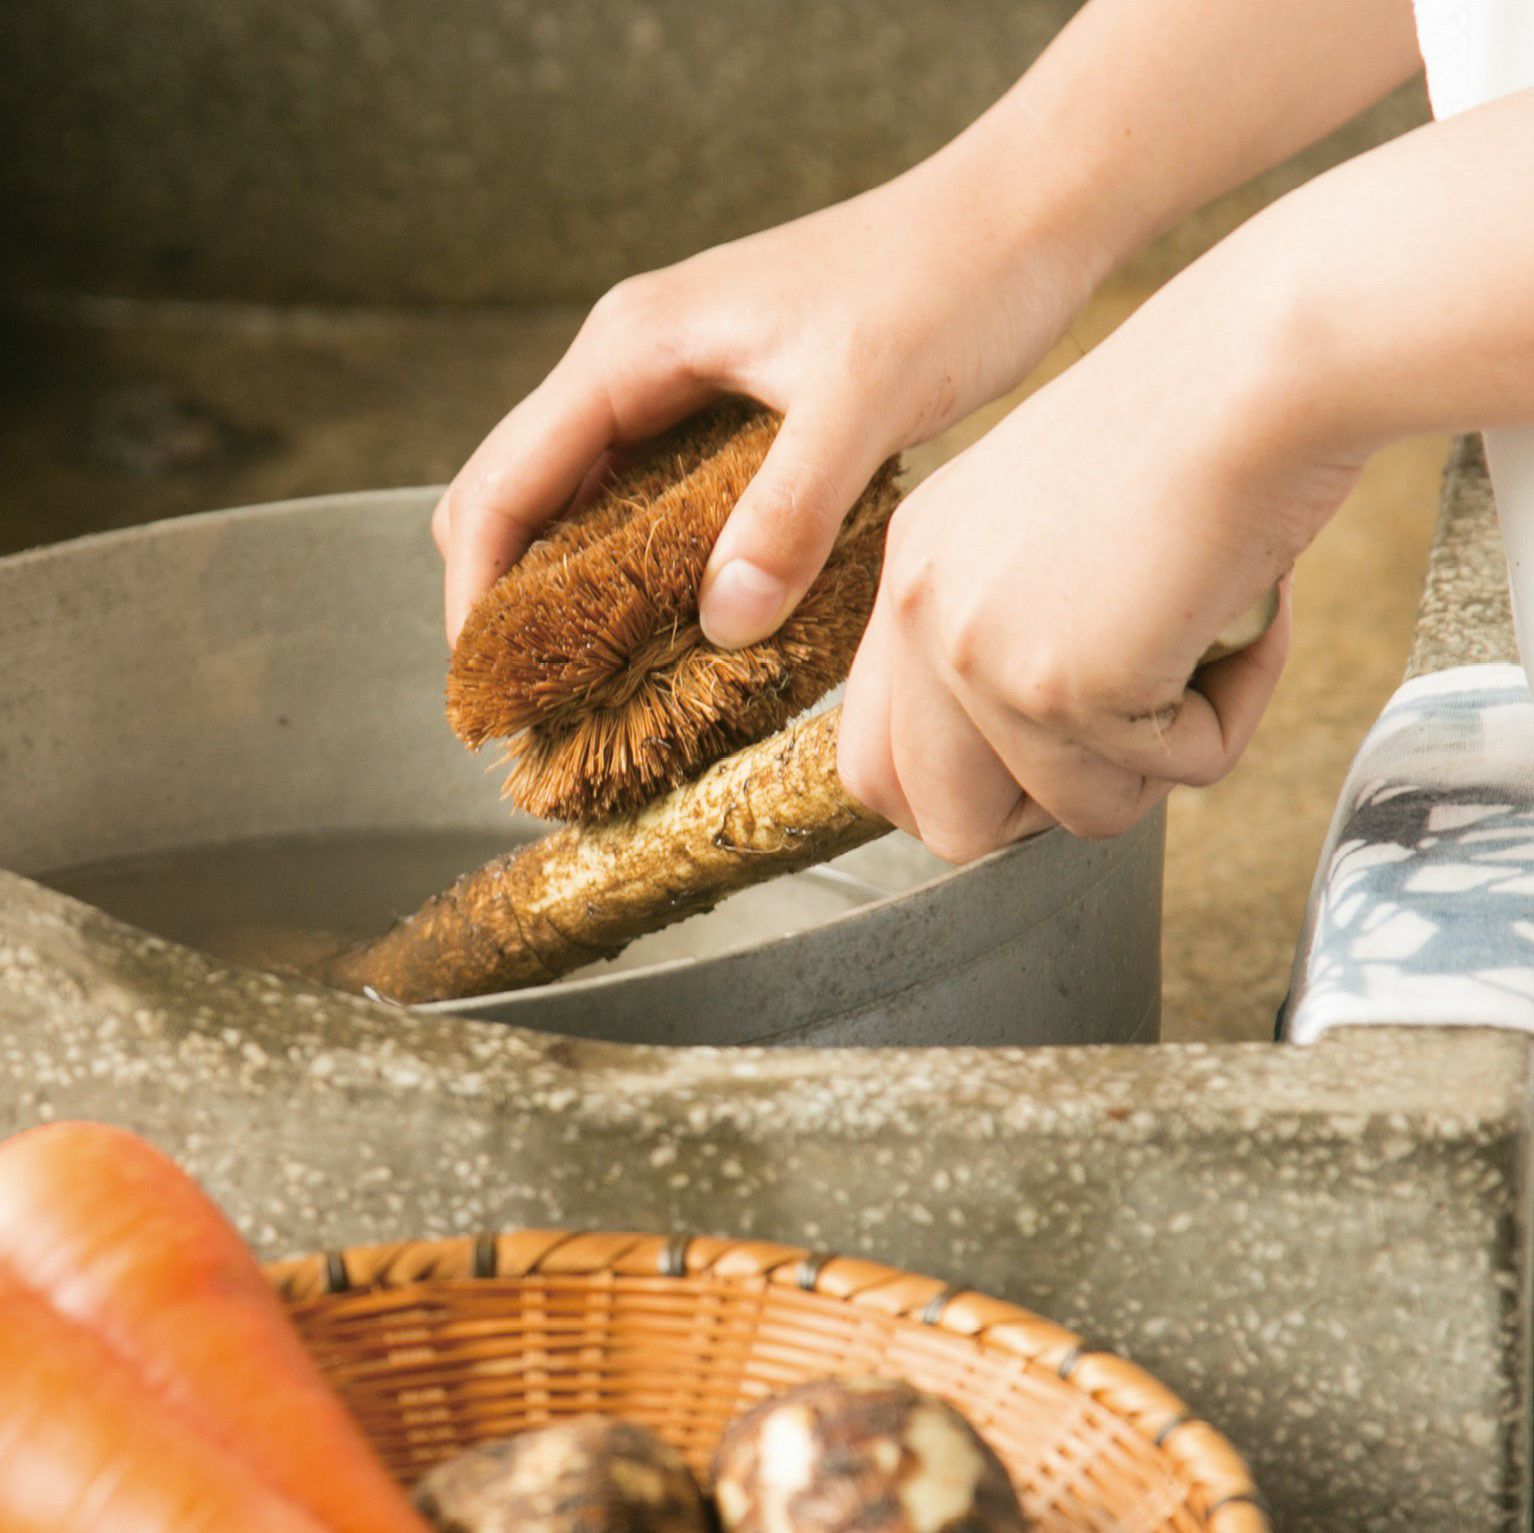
[1160,432,1446,1042]
[0,1,1427,306]
[0,869,1529,1531]
[0,301,582,556]
[1408,435,1520,678]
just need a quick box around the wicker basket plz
[265,1229,1268,1533]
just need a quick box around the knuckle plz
[1012,653,1083,731]
[883,552,934,629]
[1012,654,1156,737]
[739,479,838,575]
[763,467,833,532]
[941,607,988,685]
[587,275,660,339]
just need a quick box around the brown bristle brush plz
[445,398,899,822]
[321,400,1276,1005]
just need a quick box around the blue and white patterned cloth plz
[1283,664,1534,1042]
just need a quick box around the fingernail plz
[700,560,789,649]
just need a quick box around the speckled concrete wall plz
[0,1,1426,306]
[0,871,1528,1532]
[1409,436,1520,677]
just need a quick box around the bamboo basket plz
[265,1229,1268,1533]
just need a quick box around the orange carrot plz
[0,1123,426,1533]
[0,1271,328,1533]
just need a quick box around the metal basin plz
[0,491,1164,1046]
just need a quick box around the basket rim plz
[265,1227,1269,1533]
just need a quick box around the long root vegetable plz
[0,1122,426,1533]
[322,705,884,1003]
[0,1271,328,1533]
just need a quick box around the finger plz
[442,344,716,644]
[1182,576,1292,771]
[699,402,889,650]
[887,636,1024,865]
[433,495,456,648]
[1090,583,1290,786]
[998,795,1058,844]
[963,692,1169,841]
[439,380,609,643]
[977,585,1291,789]
[569,447,627,516]
[837,602,918,840]
[998,775,1171,845]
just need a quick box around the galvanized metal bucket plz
[0,492,1164,1046]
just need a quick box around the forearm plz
[1225,89,1534,458]
[921,0,1421,287]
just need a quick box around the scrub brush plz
[444,398,899,823]
[322,400,1273,1005]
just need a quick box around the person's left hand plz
[836,250,1360,861]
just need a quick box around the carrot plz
[0,1270,328,1533]
[0,1123,425,1533]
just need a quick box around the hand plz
[836,249,1362,861]
[433,0,1421,650]
[433,146,1105,646]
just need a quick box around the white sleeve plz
[1411,0,1474,118]
[1412,0,1534,689]
[1414,0,1534,120]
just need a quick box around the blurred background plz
[0,2,1443,1039]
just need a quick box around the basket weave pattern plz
[266,1230,1267,1533]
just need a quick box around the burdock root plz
[321,708,884,1004]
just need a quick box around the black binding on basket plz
[660,1234,691,1277]
[795,1251,832,1290]
[472,1232,498,1279]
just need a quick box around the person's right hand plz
[433,146,1107,647]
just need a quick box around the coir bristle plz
[446,398,901,823]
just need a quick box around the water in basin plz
[36,829,895,985]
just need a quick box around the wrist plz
[914,109,1124,333]
[1190,188,1432,479]
[1090,232,1369,563]
[931,70,1187,298]
[1181,225,1378,479]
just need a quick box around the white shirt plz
[1413,0,1475,116]
[1411,0,1534,683]
[1413,0,1534,118]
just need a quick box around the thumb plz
[699,407,888,650]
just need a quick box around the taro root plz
[711,1379,1029,1533]
[412,1417,711,1533]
